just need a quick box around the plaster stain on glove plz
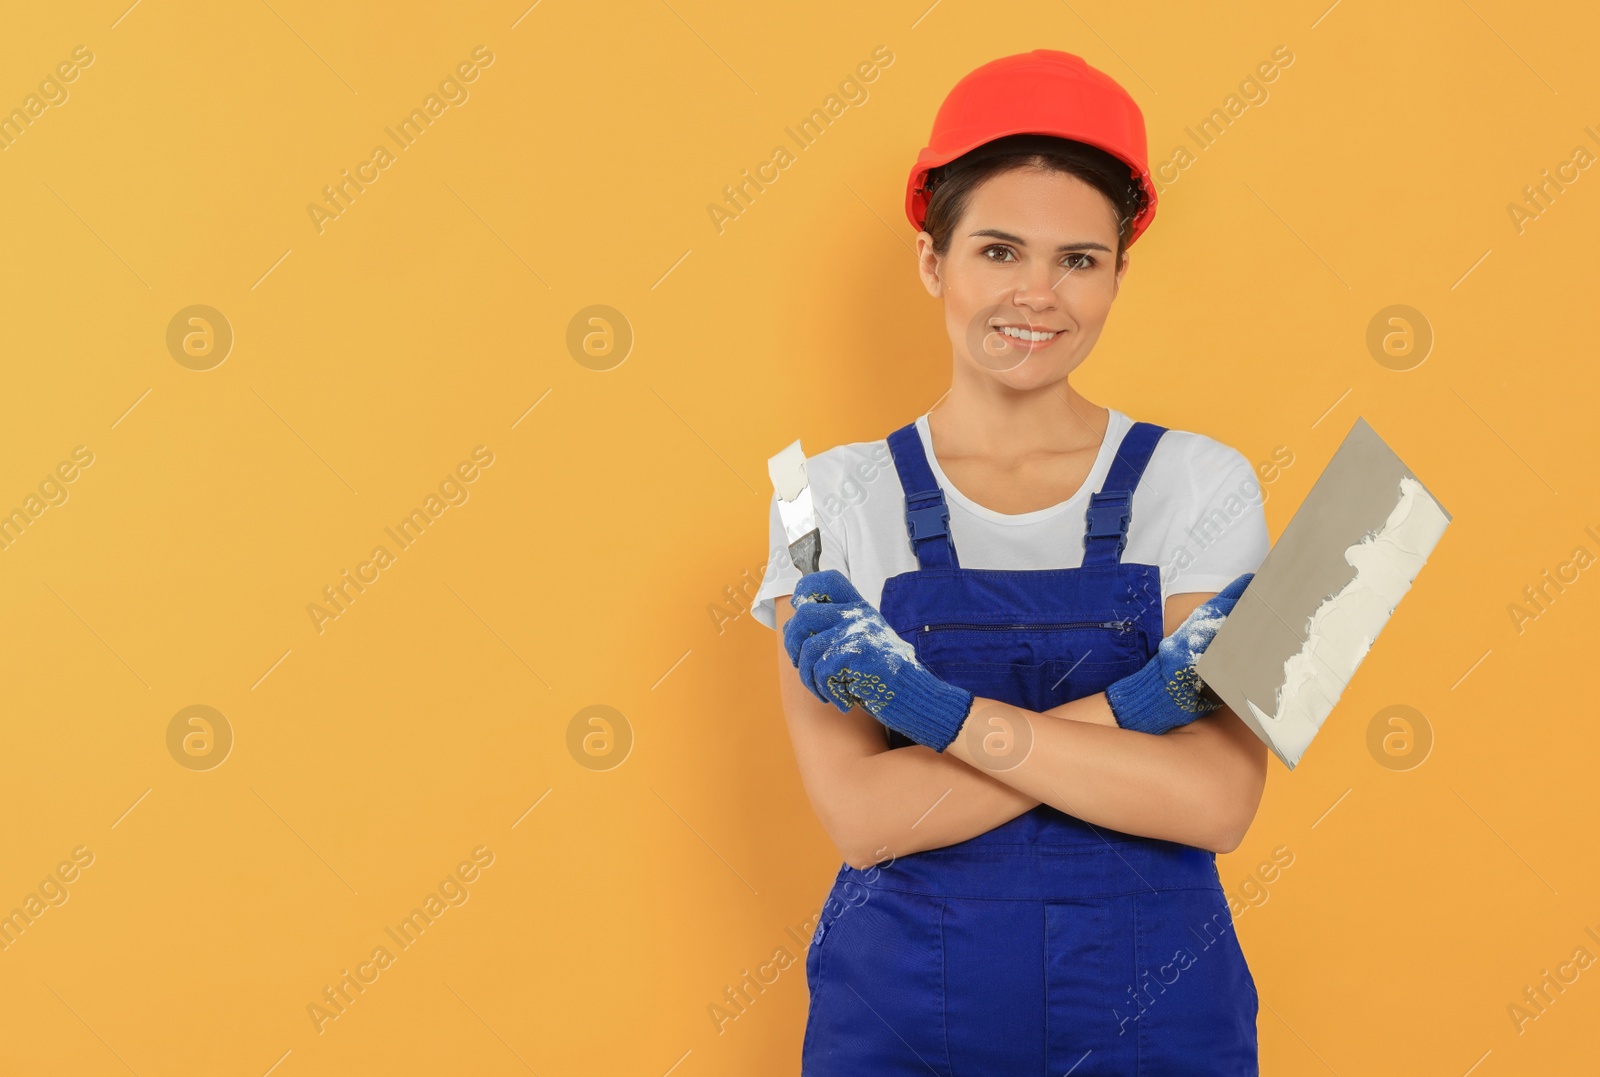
[830,608,921,672]
[1170,608,1226,659]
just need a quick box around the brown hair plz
[921,133,1148,266]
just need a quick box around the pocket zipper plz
[920,619,1137,634]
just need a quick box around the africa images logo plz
[306,46,496,234]
[306,446,494,634]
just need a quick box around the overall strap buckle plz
[903,488,957,568]
[886,421,960,569]
[905,490,951,543]
[1083,491,1132,560]
[1081,422,1167,566]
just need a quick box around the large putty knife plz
[1195,418,1451,770]
[768,440,820,575]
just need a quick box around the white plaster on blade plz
[1246,475,1449,767]
[768,440,809,502]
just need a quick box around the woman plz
[754,50,1268,1074]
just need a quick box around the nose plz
[1012,257,1062,310]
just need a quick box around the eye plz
[981,244,1016,262]
[1063,252,1098,270]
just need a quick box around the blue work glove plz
[784,570,975,752]
[783,570,874,661]
[1105,572,1254,736]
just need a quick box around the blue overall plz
[802,419,1259,1076]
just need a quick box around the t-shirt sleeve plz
[1166,446,1270,597]
[750,484,849,631]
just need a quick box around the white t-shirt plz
[751,409,1269,630]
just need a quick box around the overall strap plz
[1082,421,1167,566]
[886,422,959,569]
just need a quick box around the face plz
[916,166,1127,389]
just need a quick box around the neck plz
[929,369,1108,460]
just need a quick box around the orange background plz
[1,1,1596,1073]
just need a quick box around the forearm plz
[816,736,1040,868]
[945,692,1262,852]
[814,697,1133,865]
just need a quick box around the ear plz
[1112,249,1130,298]
[915,232,943,298]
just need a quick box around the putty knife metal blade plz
[1194,417,1451,770]
[768,439,820,576]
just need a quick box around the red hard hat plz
[905,49,1158,245]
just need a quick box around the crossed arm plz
[773,591,1268,869]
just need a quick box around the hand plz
[1105,572,1254,736]
[784,571,975,752]
[783,570,874,668]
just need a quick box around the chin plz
[968,355,1081,390]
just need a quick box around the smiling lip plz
[991,323,1062,351]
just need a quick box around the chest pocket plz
[912,619,1149,713]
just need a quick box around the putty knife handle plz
[789,529,820,576]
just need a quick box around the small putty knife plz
[767,439,820,575]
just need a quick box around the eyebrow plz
[968,228,1112,253]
